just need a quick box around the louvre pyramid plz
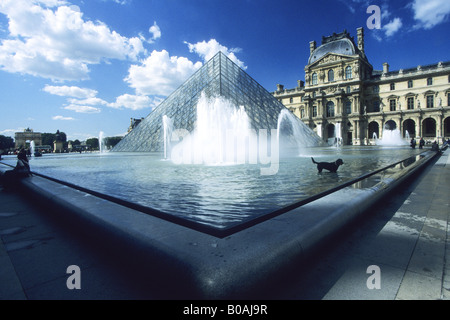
[113,52,312,152]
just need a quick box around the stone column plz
[353,120,359,145]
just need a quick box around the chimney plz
[310,41,316,55]
[357,27,364,53]
[383,62,390,74]
[277,84,284,92]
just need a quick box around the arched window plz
[326,101,335,118]
[328,69,334,82]
[345,66,352,79]
[312,73,318,85]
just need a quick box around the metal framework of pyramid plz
[113,52,302,152]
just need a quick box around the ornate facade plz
[14,128,42,149]
[273,27,450,145]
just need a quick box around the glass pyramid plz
[113,52,305,152]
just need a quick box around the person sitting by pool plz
[0,149,31,189]
[431,141,440,152]
[443,138,450,150]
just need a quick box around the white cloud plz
[108,93,162,110]
[64,104,101,113]
[67,97,108,106]
[44,84,107,113]
[0,0,146,81]
[52,115,75,120]
[43,85,97,98]
[383,17,403,37]
[185,39,247,70]
[0,128,18,136]
[43,84,155,112]
[148,21,161,42]
[103,0,130,5]
[125,50,202,96]
[338,0,371,14]
[412,0,450,29]
[367,3,403,41]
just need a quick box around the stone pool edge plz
[0,150,440,299]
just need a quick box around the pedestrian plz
[0,149,32,190]
[419,137,425,149]
[410,138,416,149]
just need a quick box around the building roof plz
[308,30,362,65]
[371,61,450,80]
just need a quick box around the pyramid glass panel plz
[113,52,314,152]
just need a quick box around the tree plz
[42,133,55,146]
[0,135,14,153]
[104,136,123,149]
[42,131,68,150]
[86,138,99,150]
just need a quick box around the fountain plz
[405,130,410,140]
[170,93,257,166]
[162,115,173,160]
[81,52,423,230]
[167,93,321,175]
[30,140,35,156]
[376,127,409,146]
[277,109,322,154]
[335,122,342,147]
[99,131,105,153]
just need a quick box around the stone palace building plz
[273,27,450,145]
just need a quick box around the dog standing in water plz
[311,158,344,173]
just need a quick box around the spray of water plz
[162,115,173,160]
[376,128,408,146]
[30,140,35,157]
[277,109,322,154]
[99,131,105,153]
[170,93,252,165]
[167,92,321,174]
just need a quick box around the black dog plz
[311,157,344,173]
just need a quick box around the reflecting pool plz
[1,146,425,230]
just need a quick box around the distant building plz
[273,27,450,145]
[14,128,42,149]
[128,117,144,132]
[53,130,64,153]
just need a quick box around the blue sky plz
[0,0,449,142]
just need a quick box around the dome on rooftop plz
[309,37,357,65]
